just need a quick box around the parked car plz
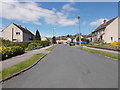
[69,41,75,46]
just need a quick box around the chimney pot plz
[104,19,106,24]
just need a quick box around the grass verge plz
[0,53,46,80]
[78,47,119,60]
[46,45,58,51]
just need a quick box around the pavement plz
[0,45,52,70]
[2,44,118,88]
[83,46,120,55]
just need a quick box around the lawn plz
[78,47,119,60]
[0,53,46,80]
[46,44,58,51]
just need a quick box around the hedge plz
[0,46,24,60]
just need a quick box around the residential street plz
[3,44,118,88]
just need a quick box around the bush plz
[39,41,50,47]
[33,40,50,47]
[110,41,120,47]
[2,39,32,49]
[0,46,24,60]
[26,43,40,50]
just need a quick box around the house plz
[73,34,92,42]
[2,23,34,42]
[41,37,49,41]
[91,16,120,43]
[56,37,68,44]
[67,37,73,42]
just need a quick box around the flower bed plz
[86,41,120,51]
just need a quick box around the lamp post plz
[78,16,81,47]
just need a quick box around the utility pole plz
[78,16,81,47]
[52,28,55,45]
[53,28,55,37]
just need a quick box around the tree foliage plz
[52,36,56,44]
[35,30,41,41]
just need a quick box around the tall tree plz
[35,30,41,40]
[52,36,56,44]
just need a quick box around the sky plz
[0,1,118,37]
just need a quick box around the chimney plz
[103,19,107,24]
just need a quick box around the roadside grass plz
[0,53,46,80]
[46,44,58,51]
[78,47,119,60]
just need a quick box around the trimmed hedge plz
[0,46,24,60]
[25,41,50,51]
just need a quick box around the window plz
[16,32,20,35]
[111,37,113,41]
[118,38,120,41]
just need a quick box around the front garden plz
[0,38,50,60]
[86,41,120,51]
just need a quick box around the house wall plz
[104,17,119,43]
[23,32,34,41]
[2,23,23,42]
[92,36,97,42]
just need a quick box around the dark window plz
[111,37,113,41]
[16,32,20,35]
[100,36,103,40]
[13,39,16,41]
[118,38,120,41]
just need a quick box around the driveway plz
[2,44,118,88]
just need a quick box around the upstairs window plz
[16,32,20,35]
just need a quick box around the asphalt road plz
[3,44,118,88]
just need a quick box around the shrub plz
[26,43,42,50]
[27,43,38,50]
[2,39,32,49]
[0,46,24,60]
[39,41,50,47]
[110,41,120,47]
[33,40,50,47]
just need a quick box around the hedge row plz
[0,46,24,60]
[2,40,50,49]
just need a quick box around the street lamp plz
[78,16,81,47]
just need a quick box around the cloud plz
[62,4,77,11]
[1,2,77,26]
[90,18,109,26]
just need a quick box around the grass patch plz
[78,47,119,60]
[0,53,46,80]
[46,45,58,51]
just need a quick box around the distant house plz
[56,37,68,44]
[67,37,73,42]
[73,34,92,42]
[91,16,120,43]
[41,37,49,41]
[2,23,34,42]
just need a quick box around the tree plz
[35,30,41,40]
[67,35,70,37]
[76,36,79,42]
[52,36,56,44]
